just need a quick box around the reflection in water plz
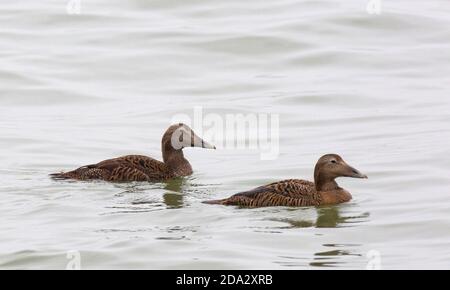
[163,178,221,209]
[111,178,187,210]
[310,244,363,268]
[277,243,364,268]
[163,192,184,209]
[273,206,369,268]
[110,178,215,212]
[275,206,370,229]
[163,178,185,193]
[163,178,185,209]
[315,207,370,228]
[155,225,200,241]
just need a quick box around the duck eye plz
[330,160,337,164]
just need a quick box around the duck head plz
[162,123,215,163]
[314,154,367,191]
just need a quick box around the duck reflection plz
[111,178,187,211]
[310,244,363,268]
[276,206,370,229]
[315,206,369,228]
[275,207,369,268]
[162,178,185,209]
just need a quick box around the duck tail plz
[49,172,71,180]
[50,164,99,181]
[202,199,225,205]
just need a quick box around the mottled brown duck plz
[50,123,215,182]
[204,154,367,207]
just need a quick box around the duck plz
[50,123,215,182]
[204,154,367,207]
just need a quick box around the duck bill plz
[192,134,216,150]
[171,127,216,150]
[345,164,368,179]
[199,139,216,150]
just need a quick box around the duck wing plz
[205,179,320,207]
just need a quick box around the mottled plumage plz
[51,155,172,182]
[215,179,321,207]
[50,124,215,182]
[204,154,367,207]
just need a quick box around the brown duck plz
[204,154,367,207]
[50,123,215,182]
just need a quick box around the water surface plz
[1,0,450,269]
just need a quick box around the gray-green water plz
[1,0,450,269]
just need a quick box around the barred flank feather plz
[204,179,322,208]
[50,156,177,182]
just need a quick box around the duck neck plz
[162,141,192,174]
[314,172,340,192]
